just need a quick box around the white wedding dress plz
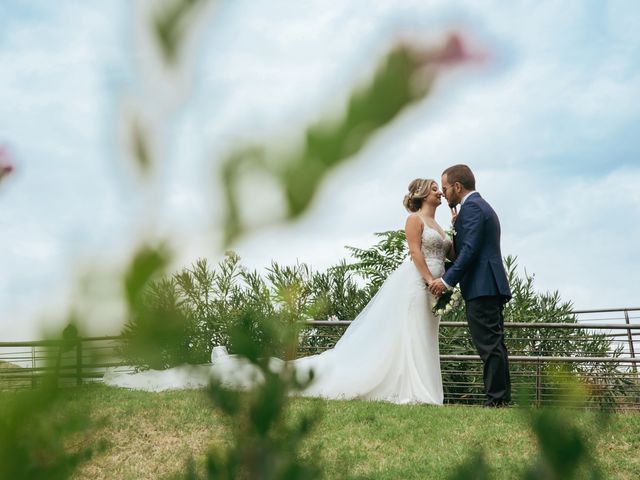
[104,223,449,405]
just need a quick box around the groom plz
[429,164,512,407]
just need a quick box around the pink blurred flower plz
[433,33,484,65]
[0,145,15,181]
[400,32,487,73]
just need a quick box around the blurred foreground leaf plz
[177,310,322,479]
[124,243,171,309]
[153,0,210,65]
[448,451,491,480]
[0,327,105,480]
[121,244,192,369]
[221,34,471,245]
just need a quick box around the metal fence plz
[298,307,640,409]
[0,336,124,389]
[2,307,639,409]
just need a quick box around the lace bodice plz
[421,225,452,263]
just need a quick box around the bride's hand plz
[451,206,458,224]
[428,278,445,296]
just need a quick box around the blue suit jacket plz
[442,192,511,302]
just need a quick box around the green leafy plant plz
[345,229,408,301]
[0,330,106,480]
[119,245,197,370]
[175,311,322,480]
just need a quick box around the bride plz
[105,178,454,404]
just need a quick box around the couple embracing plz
[106,164,511,408]
[389,163,511,407]
[292,164,511,406]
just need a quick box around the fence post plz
[623,309,638,375]
[31,346,36,388]
[76,340,83,386]
[535,357,542,407]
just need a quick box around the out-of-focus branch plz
[220,33,476,246]
[153,0,210,65]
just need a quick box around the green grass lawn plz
[30,385,640,479]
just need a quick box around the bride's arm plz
[405,215,435,285]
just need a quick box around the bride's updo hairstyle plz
[403,178,435,212]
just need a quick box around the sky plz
[1,0,639,340]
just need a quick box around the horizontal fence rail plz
[0,336,124,390]
[2,308,639,409]
[299,308,640,409]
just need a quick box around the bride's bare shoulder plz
[405,213,423,230]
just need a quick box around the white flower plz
[445,226,457,239]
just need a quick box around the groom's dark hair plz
[442,164,475,190]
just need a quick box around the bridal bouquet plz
[432,287,462,316]
[445,226,456,239]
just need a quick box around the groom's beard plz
[448,200,458,209]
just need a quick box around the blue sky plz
[1,0,639,340]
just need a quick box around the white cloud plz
[1,0,640,340]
